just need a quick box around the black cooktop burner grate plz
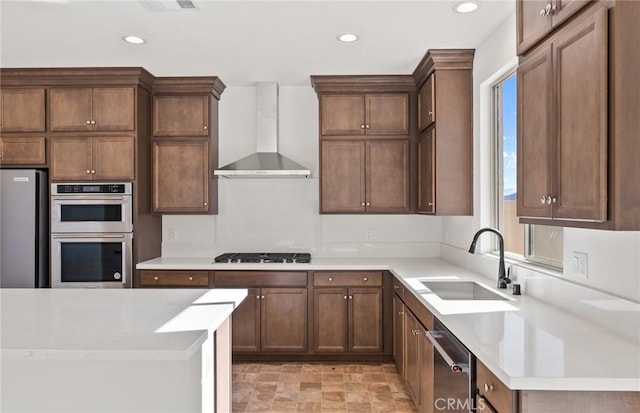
[213,252,311,264]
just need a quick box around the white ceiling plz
[0,0,515,86]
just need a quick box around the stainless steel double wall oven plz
[51,183,133,288]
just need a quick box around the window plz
[494,73,563,268]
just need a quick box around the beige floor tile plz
[363,373,387,383]
[345,392,368,403]
[343,373,364,382]
[371,401,398,413]
[346,401,372,412]
[260,364,283,373]
[344,382,368,393]
[301,364,323,373]
[257,373,281,383]
[296,401,321,412]
[322,373,344,382]
[322,364,344,373]
[245,400,272,412]
[272,400,298,412]
[321,382,345,391]
[322,391,346,402]
[342,365,363,374]
[301,373,322,382]
[281,373,302,383]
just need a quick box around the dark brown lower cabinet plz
[232,287,308,353]
[393,294,405,377]
[313,287,383,353]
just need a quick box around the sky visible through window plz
[502,75,518,199]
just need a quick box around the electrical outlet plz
[572,252,588,277]
[366,228,374,242]
[168,227,177,241]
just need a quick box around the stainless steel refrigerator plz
[0,169,49,288]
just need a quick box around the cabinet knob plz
[90,120,96,125]
[153,276,159,281]
[394,285,399,289]
[91,170,96,174]
[365,124,370,129]
[361,202,365,206]
[344,295,348,300]
[348,295,353,300]
[204,202,208,206]
[261,295,265,299]
[366,202,371,206]
[86,170,91,174]
[86,120,92,125]
[428,111,433,116]
[256,295,261,299]
[363,277,368,282]
[484,383,494,392]
[361,124,365,129]
[188,276,193,281]
[328,277,333,282]
[398,311,404,315]
[551,197,557,204]
[203,125,208,130]
[428,202,433,206]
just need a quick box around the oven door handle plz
[425,330,469,373]
[52,234,129,239]
[52,195,127,201]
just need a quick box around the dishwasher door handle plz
[425,330,469,373]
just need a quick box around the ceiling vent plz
[139,0,198,12]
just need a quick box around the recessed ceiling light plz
[453,1,479,14]
[337,33,359,43]
[122,35,146,45]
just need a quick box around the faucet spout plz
[468,227,509,289]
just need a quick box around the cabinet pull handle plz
[153,276,159,281]
[545,195,552,205]
[363,277,368,282]
[551,197,557,204]
[484,383,495,392]
[328,277,333,282]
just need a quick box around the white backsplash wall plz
[441,11,640,303]
[162,85,442,258]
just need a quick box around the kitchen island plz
[0,288,247,413]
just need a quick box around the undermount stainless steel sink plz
[420,281,508,301]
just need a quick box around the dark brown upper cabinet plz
[0,88,45,132]
[49,87,135,132]
[152,95,210,137]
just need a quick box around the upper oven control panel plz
[52,183,132,195]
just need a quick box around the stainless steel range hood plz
[214,82,311,178]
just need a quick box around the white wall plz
[441,12,640,302]
[163,86,442,258]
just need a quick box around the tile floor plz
[232,362,418,413]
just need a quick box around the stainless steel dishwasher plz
[426,318,476,412]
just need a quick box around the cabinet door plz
[365,94,409,135]
[0,88,45,132]
[0,136,45,165]
[418,74,435,131]
[405,311,420,404]
[517,0,553,54]
[418,325,434,413]
[92,88,135,131]
[417,127,435,214]
[320,140,365,213]
[320,95,366,136]
[50,137,93,181]
[313,288,348,352]
[553,8,607,221]
[92,136,135,180]
[49,88,93,131]
[153,95,210,137]
[366,140,409,213]
[232,288,261,352]
[349,287,382,352]
[393,295,405,378]
[152,140,210,213]
[261,288,307,352]
[517,47,553,219]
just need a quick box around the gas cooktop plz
[213,252,311,264]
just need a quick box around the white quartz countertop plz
[137,256,640,392]
[0,288,247,361]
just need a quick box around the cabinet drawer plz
[477,360,518,413]
[213,271,308,287]
[138,270,210,287]
[313,271,382,287]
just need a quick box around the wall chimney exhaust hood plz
[214,82,311,178]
